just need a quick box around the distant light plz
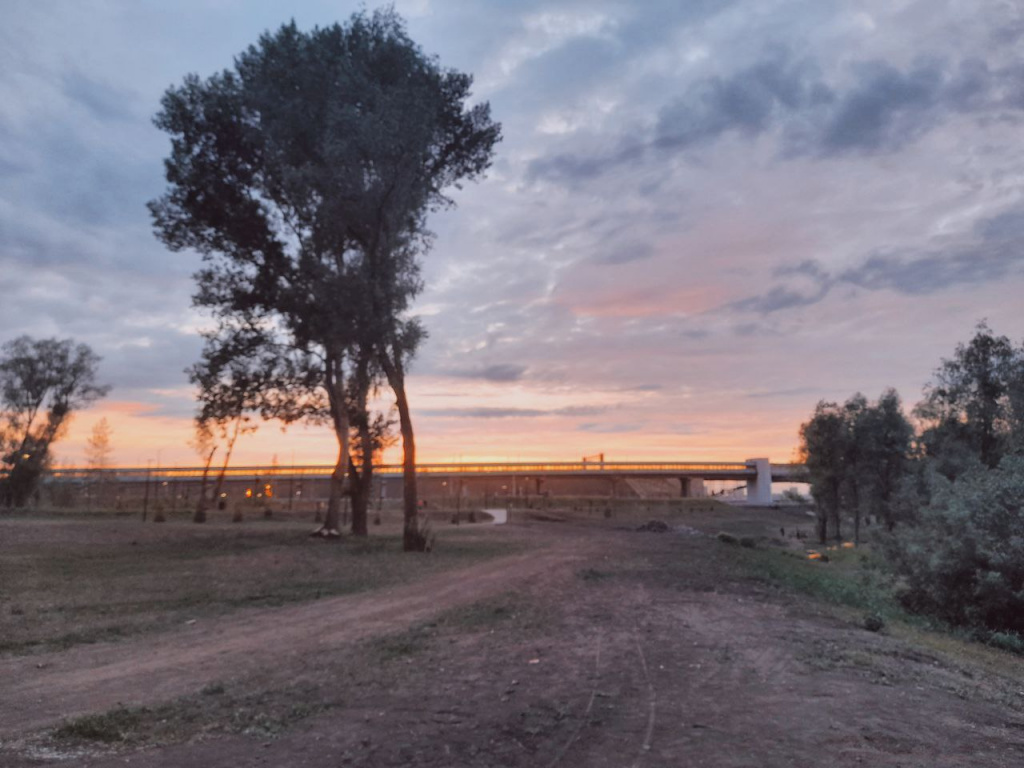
[220,493,227,498]
[21,453,30,460]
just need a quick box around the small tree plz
[0,337,109,508]
[85,417,114,509]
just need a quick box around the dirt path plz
[0,526,593,738]
[3,518,1024,767]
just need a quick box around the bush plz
[884,455,1024,636]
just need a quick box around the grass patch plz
[0,518,528,656]
[731,546,906,621]
[53,707,144,743]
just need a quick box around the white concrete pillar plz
[745,458,772,505]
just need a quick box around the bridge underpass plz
[43,459,808,510]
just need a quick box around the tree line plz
[799,321,1024,645]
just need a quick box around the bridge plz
[50,458,807,505]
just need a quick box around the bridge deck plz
[46,461,806,483]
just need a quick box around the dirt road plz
[2,518,1023,767]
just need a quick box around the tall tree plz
[150,11,500,546]
[0,337,109,507]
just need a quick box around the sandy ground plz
[2,515,1023,767]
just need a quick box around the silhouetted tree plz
[150,10,500,547]
[0,337,109,507]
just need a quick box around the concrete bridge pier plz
[679,477,706,498]
[745,458,772,505]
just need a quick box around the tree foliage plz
[150,10,500,544]
[0,336,109,507]
[799,390,913,543]
[884,455,1024,640]
[916,321,1024,475]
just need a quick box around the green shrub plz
[884,456,1024,636]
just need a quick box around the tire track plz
[544,632,603,768]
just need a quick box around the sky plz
[2,0,1023,468]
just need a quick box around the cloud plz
[420,403,615,419]
[61,69,142,122]
[443,363,528,382]
[655,50,832,152]
[421,407,547,419]
[577,422,638,433]
[729,284,832,314]
[528,52,1024,185]
[732,207,1024,313]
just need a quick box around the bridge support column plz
[680,477,706,498]
[745,458,772,505]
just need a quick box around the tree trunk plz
[210,419,242,513]
[316,354,348,538]
[194,446,217,523]
[346,353,375,537]
[382,353,421,551]
[348,454,370,537]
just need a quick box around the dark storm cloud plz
[732,207,1024,313]
[529,52,1024,185]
